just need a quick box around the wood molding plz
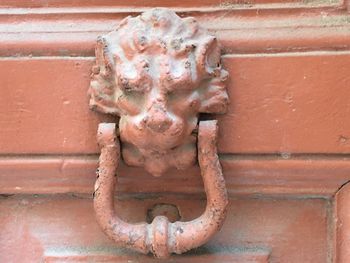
[0,10,349,56]
[2,195,327,262]
[44,250,270,263]
[1,156,349,196]
[1,54,350,155]
[334,182,350,262]
[0,0,344,10]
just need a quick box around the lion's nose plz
[144,109,173,133]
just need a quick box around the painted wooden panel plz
[1,53,349,154]
[0,195,329,263]
[335,183,350,263]
[0,0,343,8]
[0,3,348,262]
[219,52,350,153]
[1,13,349,57]
[0,156,349,196]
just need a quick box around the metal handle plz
[94,120,228,258]
[89,8,230,258]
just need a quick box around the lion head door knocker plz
[89,8,229,259]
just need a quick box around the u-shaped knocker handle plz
[93,120,228,258]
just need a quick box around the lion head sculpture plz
[89,8,228,176]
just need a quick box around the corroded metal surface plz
[90,8,229,258]
[89,8,228,176]
[94,121,228,258]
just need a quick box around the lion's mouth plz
[120,116,195,149]
[121,138,197,176]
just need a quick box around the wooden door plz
[1,1,350,262]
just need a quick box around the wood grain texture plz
[1,53,349,154]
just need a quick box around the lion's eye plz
[116,93,142,115]
[118,75,151,94]
[167,88,192,101]
[120,78,134,92]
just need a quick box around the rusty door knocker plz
[89,8,229,258]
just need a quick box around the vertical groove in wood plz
[334,182,350,262]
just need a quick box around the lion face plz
[89,9,228,176]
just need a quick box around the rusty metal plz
[89,8,228,176]
[94,121,228,258]
[90,8,229,258]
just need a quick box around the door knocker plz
[89,8,229,258]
